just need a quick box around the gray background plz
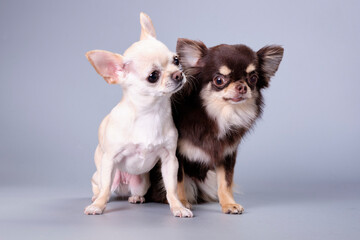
[0,0,359,239]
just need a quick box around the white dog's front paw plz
[84,204,105,215]
[171,206,193,218]
[91,195,98,202]
[128,195,145,204]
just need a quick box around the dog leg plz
[128,173,150,204]
[215,155,244,214]
[161,155,193,217]
[91,145,103,202]
[85,153,114,215]
[177,166,192,209]
[91,171,100,202]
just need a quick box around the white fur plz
[84,12,192,218]
[195,170,218,202]
[184,170,218,203]
[177,139,211,164]
[223,143,240,157]
[200,82,258,138]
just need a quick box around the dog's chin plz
[164,82,184,94]
[173,82,185,92]
[223,96,248,104]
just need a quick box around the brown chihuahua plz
[147,38,283,215]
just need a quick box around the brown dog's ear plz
[257,45,284,80]
[140,12,156,40]
[176,38,207,71]
[86,50,125,84]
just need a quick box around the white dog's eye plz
[147,70,160,83]
[173,56,180,66]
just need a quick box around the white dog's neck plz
[121,90,171,115]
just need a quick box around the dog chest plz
[106,103,177,174]
[115,142,167,175]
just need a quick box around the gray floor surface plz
[1,183,359,240]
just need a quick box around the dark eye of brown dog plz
[173,56,179,66]
[213,76,227,87]
[249,75,258,85]
[148,70,160,83]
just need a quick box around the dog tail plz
[184,170,218,204]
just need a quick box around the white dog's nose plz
[171,71,183,82]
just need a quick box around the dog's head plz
[176,38,283,104]
[86,13,185,97]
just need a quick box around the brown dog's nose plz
[237,84,247,94]
[171,71,183,82]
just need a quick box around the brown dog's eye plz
[249,75,258,85]
[213,76,226,87]
[148,70,160,83]
[173,56,180,66]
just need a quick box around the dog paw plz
[128,195,145,204]
[221,203,244,214]
[171,206,193,218]
[180,200,192,210]
[84,204,104,215]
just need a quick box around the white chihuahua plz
[84,13,192,217]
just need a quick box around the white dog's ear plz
[86,50,126,84]
[140,12,156,40]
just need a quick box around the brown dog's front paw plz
[221,203,244,214]
[128,195,145,204]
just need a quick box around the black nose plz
[237,84,247,94]
[171,71,183,82]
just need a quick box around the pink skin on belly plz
[111,169,142,192]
